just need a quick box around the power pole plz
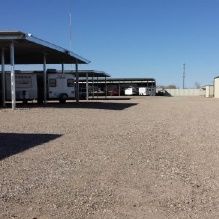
[183,63,186,89]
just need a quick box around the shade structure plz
[0,31,90,108]
[0,31,90,64]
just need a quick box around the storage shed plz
[214,77,219,98]
[205,85,214,98]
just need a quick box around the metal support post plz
[97,76,98,99]
[43,54,47,104]
[92,74,94,99]
[1,48,5,107]
[86,72,88,101]
[105,76,107,99]
[75,63,79,103]
[61,63,64,75]
[10,41,16,110]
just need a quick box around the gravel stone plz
[0,97,219,218]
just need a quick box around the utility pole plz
[183,63,186,89]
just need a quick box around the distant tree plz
[165,84,177,89]
[194,82,201,88]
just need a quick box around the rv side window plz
[67,79,74,87]
[49,79,56,87]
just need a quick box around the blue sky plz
[1,0,219,87]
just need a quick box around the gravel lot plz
[0,96,219,219]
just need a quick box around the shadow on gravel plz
[0,133,62,160]
[89,97,132,100]
[15,102,138,110]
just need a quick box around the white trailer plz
[6,72,38,102]
[5,71,75,103]
[125,87,138,95]
[139,87,156,96]
[125,87,133,95]
[139,87,147,95]
[47,73,75,103]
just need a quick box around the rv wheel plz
[59,94,68,103]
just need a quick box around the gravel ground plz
[0,96,219,219]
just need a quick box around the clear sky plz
[1,0,219,87]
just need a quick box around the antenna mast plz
[69,12,72,50]
[183,63,186,89]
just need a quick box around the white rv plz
[47,73,75,103]
[6,72,38,102]
[5,71,75,103]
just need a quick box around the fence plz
[163,88,205,97]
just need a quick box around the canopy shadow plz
[15,102,138,110]
[0,133,62,160]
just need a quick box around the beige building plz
[214,77,219,98]
[205,85,214,98]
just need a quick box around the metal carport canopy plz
[62,70,110,78]
[0,31,90,109]
[0,31,90,64]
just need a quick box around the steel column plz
[92,74,94,99]
[43,54,47,104]
[10,41,16,110]
[75,63,79,103]
[105,76,107,99]
[86,72,88,101]
[97,76,98,99]
[1,48,5,107]
[61,63,64,75]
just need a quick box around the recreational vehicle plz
[46,72,75,103]
[5,72,38,102]
[36,70,75,103]
[5,70,75,103]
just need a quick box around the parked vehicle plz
[124,87,138,95]
[5,72,38,103]
[139,87,156,96]
[5,70,75,103]
[47,73,75,103]
[35,70,75,103]
[139,87,147,95]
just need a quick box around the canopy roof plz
[16,69,110,78]
[61,70,110,78]
[0,31,90,64]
